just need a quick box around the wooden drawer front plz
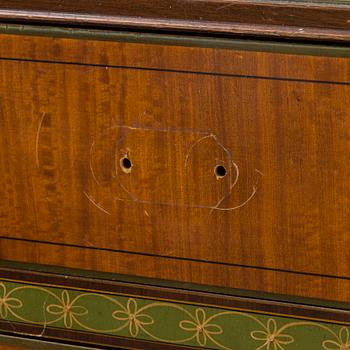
[0,29,349,302]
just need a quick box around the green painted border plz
[2,260,350,312]
[0,279,349,350]
[0,23,350,58]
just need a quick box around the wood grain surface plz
[0,33,349,302]
[1,0,350,42]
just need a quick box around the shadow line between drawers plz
[1,236,349,282]
[0,56,350,86]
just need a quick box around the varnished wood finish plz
[0,32,349,82]
[1,0,350,42]
[0,32,349,302]
[2,239,350,303]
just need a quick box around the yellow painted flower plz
[46,290,88,328]
[323,327,350,350]
[112,298,154,337]
[250,318,294,350]
[0,283,22,319]
[179,308,223,347]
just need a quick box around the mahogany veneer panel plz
[0,33,349,302]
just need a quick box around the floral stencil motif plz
[250,318,294,350]
[0,280,348,350]
[46,290,88,328]
[323,327,350,350]
[112,298,154,337]
[179,308,223,347]
[0,283,22,319]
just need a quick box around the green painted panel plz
[0,281,349,349]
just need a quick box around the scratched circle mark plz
[87,125,262,213]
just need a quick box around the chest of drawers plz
[0,1,349,349]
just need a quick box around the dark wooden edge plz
[1,265,349,325]
[0,322,196,350]
[0,0,350,42]
[0,333,106,350]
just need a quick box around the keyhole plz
[120,156,133,173]
[214,165,227,179]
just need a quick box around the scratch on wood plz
[210,161,239,214]
[110,127,261,212]
[185,132,234,186]
[255,168,265,177]
[210,167,263,213]
[184,134,215,168]
[212,186,258,212]
[213,135,234,186]
[115,160,261,212]
[113,193,259,211]
[35,112,46,168]
[108,124,209,135]
[83,238,94,247]
[119,183,140,202]
[83,192,111,215]
[216,2,236,11]
[89,140,100,185]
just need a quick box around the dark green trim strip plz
[0,279,349,350]
[0,23,350,58]
[1,260,350,312]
